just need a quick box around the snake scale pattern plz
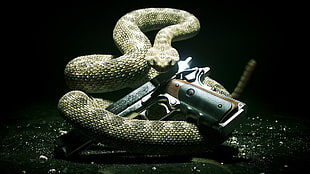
[58,8,232,155]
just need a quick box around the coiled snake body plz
[58,8,238,155]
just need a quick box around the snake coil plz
[58,8,233,155]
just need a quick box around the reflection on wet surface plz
[0,101,309,173]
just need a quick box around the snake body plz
[58,8,231,155]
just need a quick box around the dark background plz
[3,0,307,119]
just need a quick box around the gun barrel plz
[105,81,157,116]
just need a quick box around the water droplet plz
[39,155,48,161]
[191,166,201,172]
[47,169,57,174]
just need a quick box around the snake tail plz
[231,59,257,99]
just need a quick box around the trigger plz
[158,102,172,114]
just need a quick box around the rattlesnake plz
[58,8,251,155]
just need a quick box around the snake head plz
[145,47,180,72]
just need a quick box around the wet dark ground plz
[1,98,309,174]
